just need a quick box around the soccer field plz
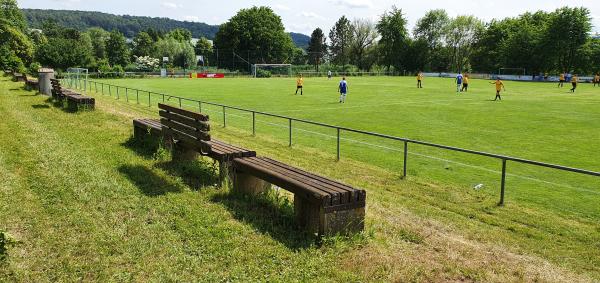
[96,76,600,218]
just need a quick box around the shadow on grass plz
[118,164,184,196]
[156,159,218,191]
[210,191,316,250]
[31,104,50,109]
[121,135,163,159]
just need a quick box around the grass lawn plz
[1,73,599,281]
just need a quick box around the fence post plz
[252,111,256,136]
[109,85,111,96]
[125,87,129,102]
[499,159,507,206]
[198,101,202,113]
[117,86,119,99]
[288,119,292,147]
[403,141,408,178]
[336,128,340,161]
[179,97,182,108]
[223,106,226,127]
[148,92,151,107]
[162,93,165,103]
[136,89,139,104]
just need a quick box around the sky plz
[18,0,600,35]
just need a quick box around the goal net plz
[252,64,292,78]
[66,68,89,94]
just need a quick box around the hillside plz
[21,9,310,48]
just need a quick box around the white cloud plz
[274,4,291,11]
[299,12,324,19]
[330,0,373,9]
[161,2,181,9]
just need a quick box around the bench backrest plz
[158,103,211,154]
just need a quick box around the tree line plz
[307,6,599,74]
[2,1,599,76]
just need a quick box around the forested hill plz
[21,9,310,48]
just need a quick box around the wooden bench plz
[50,79,95,110]
[13,73,26,82]
[232,157,366,236]
[133,105,255,164]
[158,103,212,160]
[24,75,39,91]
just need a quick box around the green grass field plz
[95,76,600,217]
[1,73,599,281]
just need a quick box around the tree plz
[544,7,592,72]
[445,16,483,72]
[376,6,409,72]
[167,28,192,42]
[105,30,130,67]
[87,27,109,60]
[133,31,155,57]
[349,19,378,70]
[413,9,450,71]
[194,37,213,65]
[0,18,33,71]
[329,16,353,65]
[214,6,294,69]
[154,37,196,69]
[307,28,326,71]
[0,0,27,32]
[35,22,93,70]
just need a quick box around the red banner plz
[196,73,225,78]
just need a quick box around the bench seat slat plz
[159,111,210,131]
[234,157,330,206]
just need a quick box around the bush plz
[28,62,41,76]
[112,65,125,78]
[255,68,272,78]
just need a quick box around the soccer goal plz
[66,68,89,94]
[252,64,292,78]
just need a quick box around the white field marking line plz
[272,98,474,113]
[184,102,599,194]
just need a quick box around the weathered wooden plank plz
[234,157,330,205]
[160,118,210,141]
[159,103,209,121]
[159,111,210,131]
[163,127,211,154]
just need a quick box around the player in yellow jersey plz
[295,74,304,95]
[461,74,469,92]
[570,74,578,93]
[491,78,505,101]
[558,72,565,87]
[416,72,423,88]
[594,73,600,87]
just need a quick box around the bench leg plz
[232,170,271,195]
[67,99,78,111]
[218,161,234,184]
[133,125,147,140]
[295,196,365,236]
[172,143,199,162]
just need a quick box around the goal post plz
[252,64,292,78]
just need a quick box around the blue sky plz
[18,0,600,35]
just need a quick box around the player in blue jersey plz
[455,73,463,93]
[339,77,348,103]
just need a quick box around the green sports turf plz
[92,76,600,219]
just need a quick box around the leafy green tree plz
[194,37,213,65]
[154,37,196,69]
[544,7,592,72]
[328,16,353,65]
[87,27,109,60]
[349,19,378,70]
[307,28,326,71]
[35,22,94,70]
[413,9,450,71]
[376,6,409,71]
[133,31,155,57]
[214,6,294,68]
[0,18,34,70]
[0,0,27,32]
[445,15,483,72]
[105,30,130,66]
[167,28,192,42]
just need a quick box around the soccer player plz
[461,74,469,92]
[339,77,348,103]
[570,74,578,93]
[491,78,505,101]
[594,73,600,87]
[416,72,423,88]
[328,70,332,80]
[558,72,565,87]
[455,73,464,93]
[295,74,303,95]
